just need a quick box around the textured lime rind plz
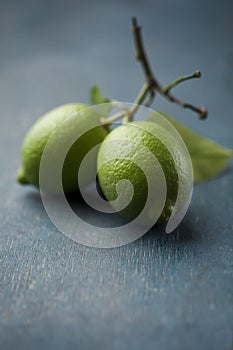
[97,121,179,222]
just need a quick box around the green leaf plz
[147,112,233,183]
[90,85,110,105]
[90,85,112,120]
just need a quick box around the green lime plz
[97,121,179,223]
[17,103,108,193]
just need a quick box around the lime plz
[97,121,179,223]
[17,103,108,193]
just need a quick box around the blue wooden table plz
[0,0,233,349]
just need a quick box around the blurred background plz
[0,0,232,349]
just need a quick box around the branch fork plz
[132,17,207,120]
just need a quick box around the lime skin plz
[97,121,179,223]
[17,103,108,193]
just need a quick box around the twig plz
[163,71,201,93]
[132,17,207,119]
[132,17,160,90]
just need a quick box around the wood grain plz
[0,0,233,349]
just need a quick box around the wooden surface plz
[0,0,233,349]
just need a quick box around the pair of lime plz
[17,103,179,222]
